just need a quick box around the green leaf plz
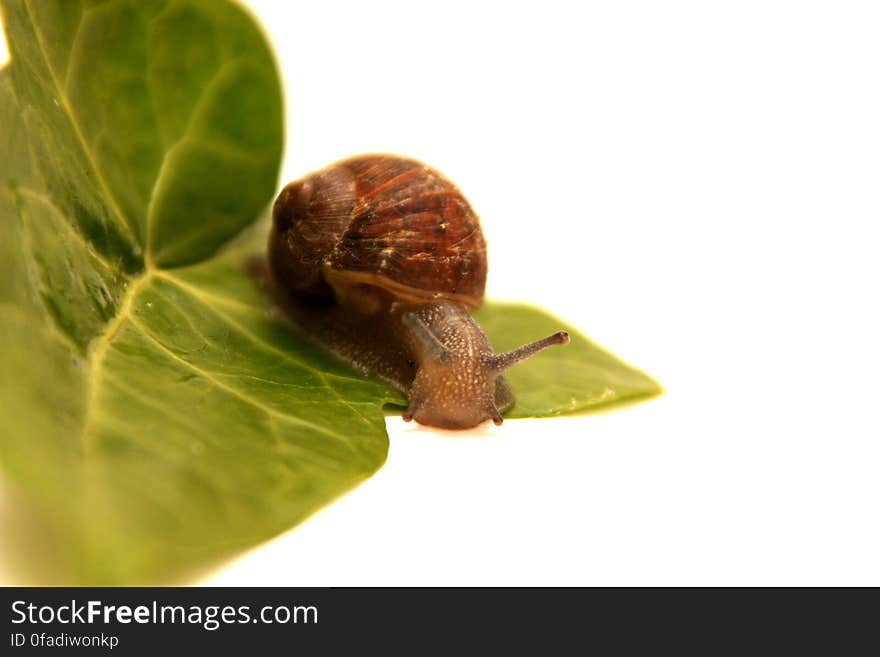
[0,0,659,584]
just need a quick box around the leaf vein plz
[81,272,154,451]
[127,314,356,445]
[22,0,141,248]
[157,272,381,427]
[17,187,123,274]
[144,57,248,261]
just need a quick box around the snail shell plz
[270,155,487,309]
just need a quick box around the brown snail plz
[268,154,569,429]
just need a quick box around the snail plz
[268,154,569,430]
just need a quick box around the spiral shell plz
[270,155,487,309]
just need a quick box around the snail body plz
[269,154,568,429]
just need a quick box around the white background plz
[2,1,879,585]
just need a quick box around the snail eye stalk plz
[488,331,570,372]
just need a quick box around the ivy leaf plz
[0,0,659,584]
